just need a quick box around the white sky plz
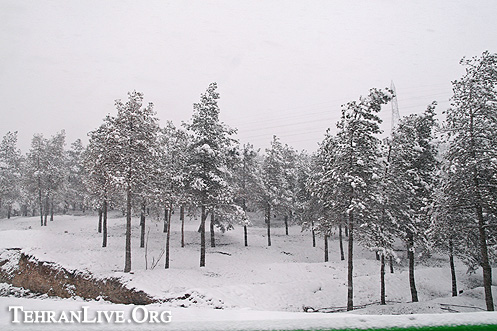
[1,0,497,153]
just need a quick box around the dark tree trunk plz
[324,235,329,262]
[210,212,215,248]
[38,183,43,226]
[376,251,380,261]
[200,205,206,267]
[98,208,103,233]
[43,195,49,226]
[476,202,494,310]
[124,186,132,273]
[311,219,316,248]
[469,102,494,311]
[284,215,289,235]
[7,206,11,219]
[165,204,172,269]
[449,239,457,297]
[50,200,54,222]
[389,256,394,273]
[242,199,248,246]
[266,203,271,247]
[180,205,185,248]
[380,254,386,305]
[163,208,169,233]
[244,225,248,247]
[407,232,418,302]
[102,200,107,248]
[140,202,146,248]
[345,225,349,238]
[347,212,354,311]
[339,223,345,261]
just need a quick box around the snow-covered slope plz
[0,212,496,329]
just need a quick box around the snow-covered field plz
[0,211,496,330]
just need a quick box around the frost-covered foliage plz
[183,82,239,218]
[438,51,497,311]
[64,139,87,212]
[0,131,22,218]
[183,82,240,266]
[386,103,439,253]
[24,131,66,226]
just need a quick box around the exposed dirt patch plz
[0,248,156,305]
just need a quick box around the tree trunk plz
[380,254,386,305]
[476,202,494,310]
[140,202,146,248]
[165,204,172,269]
[180,205,185,248]
[124,186,132,273]
[98,208,102,233]
[449,239,457,297]
[210,212,216,248]
[284,215,289,235]
[7,205,11,219]
[345,225,349,237]
[163,208,169,233]
[242,199,248,247]
[311,219,316,248]
[339,223,345,261]
[102,199,107,248]
[244,225,248,247]
[50,200,54,222]
[324,235,329,262]
[407,232,418,302]
[200,205,206,267]
[266,203,271,247]
[43,194,49,226]
[347,212,354,311]
[376,251,380,261]
[38,183,43,226]
[389,256,394,273]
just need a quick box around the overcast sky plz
[1,0,496,153]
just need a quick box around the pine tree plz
[84,120,119,248]
[0,132,22,219]
[233,143,260,246]
[65,139,86,212]
[386,103,439,303]
[183,82,239,267]
[100,91,161,272]
[327,88,393,311]
[24,131,66,226]
[442,51,497,311]
[260,136,287,247]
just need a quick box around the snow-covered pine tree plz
[386,102,438,303]
[233,143,261,246]
[294,151,322,248]
[0,131,22,219]
[105,91,161,273]
[156,121,190,268]
[24,131,66,226]
[281,144,298,236]
[260,135,287,247]
[65,139,87,213]
[84,119,120,247]
[44,131,66,222]
[331,88,393,311]
[442,51,497,311]
[312,130,345,258]
[183,82,239,267]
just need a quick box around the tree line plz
[0,52,496,311]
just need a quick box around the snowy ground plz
[0,211,496,330]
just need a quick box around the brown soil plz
[0,249,156,305]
